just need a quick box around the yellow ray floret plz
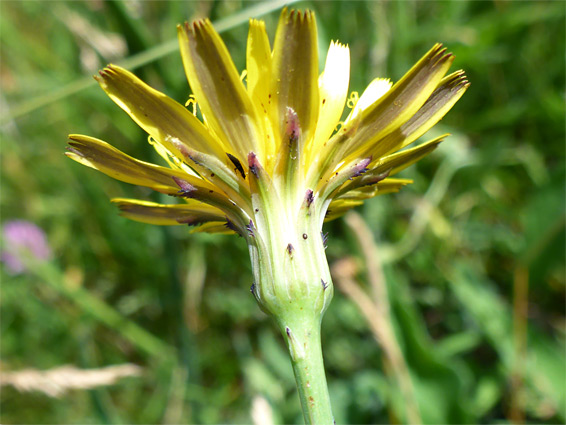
[271,8,319,150]
[67,7,468,235]
[309,41,350,162]
[112,198,226,227]
[177,19,263,164]
[95,65,227,162]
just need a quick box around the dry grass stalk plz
[251,395,275,425]
[0,364,142,397]
[332,211,422,425]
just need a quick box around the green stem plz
[276,313,334,425]
[245,159,335,423]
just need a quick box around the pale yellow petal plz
[346,78,392,123]
[246,19,272,109]
[334,186,378,201]
[373,134,446,176]
[340,44,454,160]
[189,221,236,235]
[310,41,350,159]
[271,8,319,149]
[324,198,364,222]
[67,135,250,224]
[178,20,263,163]
[375,178,413,195]
[112,198,225,226]
[66,135,207,195]
[246,19,276,165]
[95,65,226,161]
[148,136,200,177]
[372,70,469,158]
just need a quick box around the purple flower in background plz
[1,220,52,274]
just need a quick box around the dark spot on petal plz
[246,220,255,237]
[286,243,294,255]
[172,177,197,197]
[305,189,314,207]
[247,152,260,178]
[224,218,242,237]
[227,153,246,179]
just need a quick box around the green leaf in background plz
[385,267,474,424]
[450,263,565,421]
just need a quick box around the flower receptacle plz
[247,190,334,320]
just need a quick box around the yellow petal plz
[95,65,225,160]
[375,178,413,195]
[319,156,372,202]
[148,136,200,177]
[67,135,248,224]
[374,70,469,157]
[310,41,350,159]
[325,177,413,221]
[178,20,263,163]
[112,198,225,226]
[346,78,392,122]
[246,19,276,165]
[339,177,413,199]
[373,134,447,176]
[324,198,364,222]
[246,19,272,110]
[66,134,207,195]
[189,221,236,235]
[182,148,253,214]
[334,186,378,201]
[342,43,454,159]
[271,8,319,148]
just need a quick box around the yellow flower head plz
[67,7,468,241]
[67,11,468,416]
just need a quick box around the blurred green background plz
[1,1,564,424]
